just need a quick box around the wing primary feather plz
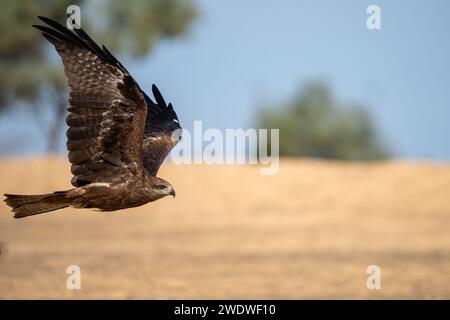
[32,25,76,45]
[40,32,60,45]
[36,16,122,70]
[152,84,168,108]
[37,16,84,46]
[73,27,108,62]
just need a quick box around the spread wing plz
[33,17,147,187]
[142,83,182,176]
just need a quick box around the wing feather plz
[34,17,147,187]
[142,85,182,176]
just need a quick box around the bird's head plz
[150,177,176,198]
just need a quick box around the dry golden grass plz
[0,156,449,299]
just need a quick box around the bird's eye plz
[158,185,166,190]
[179,136,182,141]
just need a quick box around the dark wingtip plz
[32,24,50,33]
[152,84,167,108]
[37,16,54,23]
[37,16,53,25]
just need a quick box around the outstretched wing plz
[33,17,147,187]
[143,85,182,176]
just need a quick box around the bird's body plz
[70,176,170,212]
[4,16,181,218]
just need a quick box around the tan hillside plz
[0,157,449,299]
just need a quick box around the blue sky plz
[1,0,449,160]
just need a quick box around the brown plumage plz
[4,16,182,219]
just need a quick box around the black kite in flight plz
[4,16,182,218]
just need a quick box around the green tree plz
[0,0,197,151]
[257,82,389,160]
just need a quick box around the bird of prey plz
[4,16,182,218]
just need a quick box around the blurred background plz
[0,0,449,299]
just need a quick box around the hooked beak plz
[170,190,176,198]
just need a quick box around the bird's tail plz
[4,190,74,219]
